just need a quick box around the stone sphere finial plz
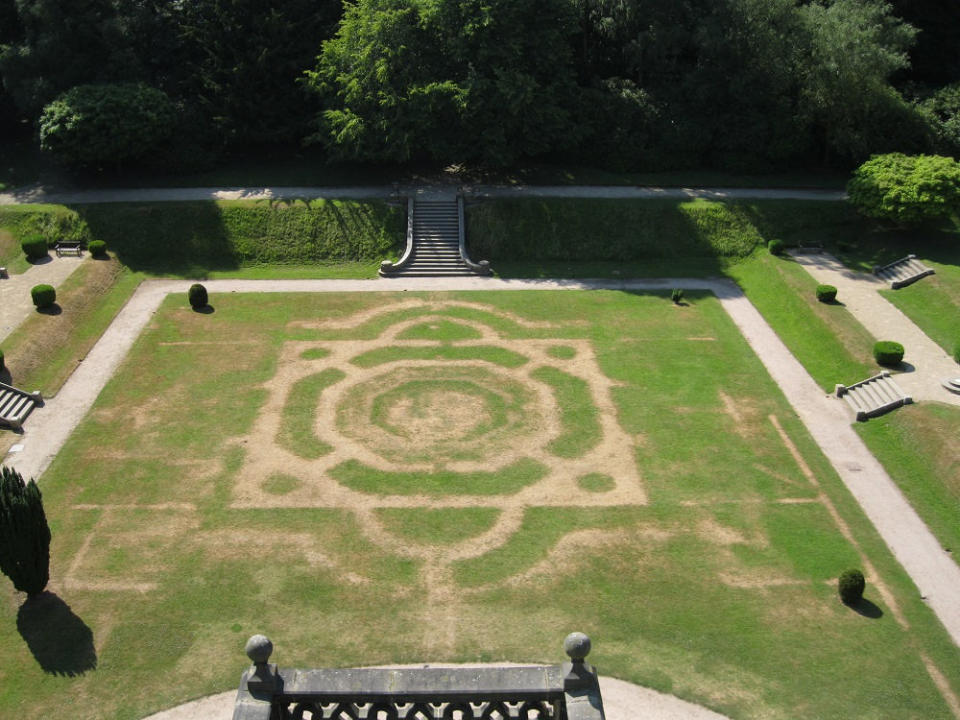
[245,634,273,664]
[564,632,591,662]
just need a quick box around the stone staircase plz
[874,254,935,289]
[0,382,42,430]
[835,372,911,421]
[380,197,490,277]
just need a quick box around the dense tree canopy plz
[847,153,960,225]
[0,0,957,173]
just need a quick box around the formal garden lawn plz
[2,289,959,720]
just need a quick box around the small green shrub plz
[188,283,208,310]
[953,341,960,365]
[0,347,4,372]
[21,234,48,261]
[873,340,904,366]
[30,284,56,309]
[815,284,838,303]
[768,239,785,256]
[88,240,107,258]
[671,288,684,304]
[838,569,866,605]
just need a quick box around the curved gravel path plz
[0,184,846,206]
[141,673,732,720]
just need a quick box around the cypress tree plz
[0,465,51,596]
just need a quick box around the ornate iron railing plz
[232,633,605,720]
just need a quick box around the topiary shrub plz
[30,284,56,310]
[768,239,785,256]
[21,234,48,261]
[874,340,904,366]
[88,240,107,258]
[188,283,208,310]
[0,465,51,596]
[671,288,684,304]
[816,284,838,303]
[838,569,866,605]
[0,347,4,373]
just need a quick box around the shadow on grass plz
[27,255,52,266]
[35,303,61,316]
[0,367,11,384]
[16,592,97,676]
[193,305,215,314]
[846,597,884,619]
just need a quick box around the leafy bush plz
[847,153,960,225]
[816,284,838,302]
[0,466,51,596]
[88,240,107,258]
[30,284,56,309]
[768,239,785,256]
[873,340,905,366]
[188,283,208,309]
[21,234,48,261]
[671,288,684,304]
[39,83,176,169]
[838,569,866,605]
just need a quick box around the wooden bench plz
[55,241,83,257]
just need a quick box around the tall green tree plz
[0,465,50,597]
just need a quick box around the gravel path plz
[141,672,732,720]
[0,255,86,342]
[790,251,960,405]
[0,184,846,205]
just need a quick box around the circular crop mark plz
[577,473,616,493]
[336,365,543,466]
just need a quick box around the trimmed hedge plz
[874,340,905,366]
[188,284,208,309]
[21,234,48,261]
[768,239,785,256]
[838,569,866,605]
[30,284,56,309]
[88,240,107,258]
[815,284,837,303]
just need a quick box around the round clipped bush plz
[88,240,107,258]
[188,283,208,310]
[838,569,866,605]
[21,234,48,261]
[816,284,838,303]
[31,284,56,309]
[768,239,785,256]
[0,347,5,372]
[873,340,904,366]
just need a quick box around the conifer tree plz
[0,465,51,596]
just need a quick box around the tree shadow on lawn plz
[16,592,97,676]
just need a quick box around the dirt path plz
[790,251,960,405]
[4,275,960,651]
[0,184,846,205]
[0,255,86,342]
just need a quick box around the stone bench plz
[232,632,606,720]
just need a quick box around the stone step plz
[874,254,935,289]
[836,373,911,421]
[0,382,41,430]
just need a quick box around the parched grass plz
[376,508,502,546]
[856,404,960,556]
[726,251,876,390]
[350,345,528,369]
[530,366,600,458]
[0,257,143,396]
[329,458,548,496]
[277,369,344,459]
[3,290,960,720]
[396,320,484,342]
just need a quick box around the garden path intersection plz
[3,273,960,659]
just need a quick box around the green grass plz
[277,369,344,459]
[376,508,502,545]
[879,261,960,357]
[0,200,404,278]
[350,345,528,368]
[330,458,548,496]
[726,252,876,390]
[3,290,960,720]
[530,365,601,458]
[856,404,960,556]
